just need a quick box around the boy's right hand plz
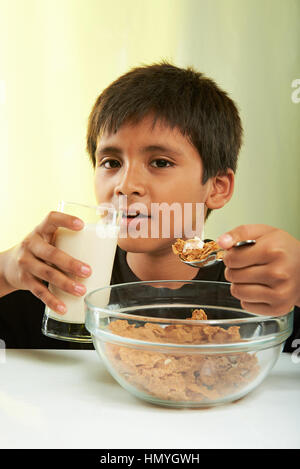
[3,211,92,315]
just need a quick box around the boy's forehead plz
[96,113,192,151]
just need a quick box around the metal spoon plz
[180,239,256,268]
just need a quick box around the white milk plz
[45,222,119,323]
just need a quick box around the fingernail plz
[73,218,84,228]
[57,304,67,314]
[80,265,91,275]
[74,284,86,295]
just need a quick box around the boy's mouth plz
[121,210,151,226]
[122,210,151,219]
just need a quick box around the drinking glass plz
[42,201,122,342]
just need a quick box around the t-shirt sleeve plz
[284,305,300,353]
[0,290,93,349]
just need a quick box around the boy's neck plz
[126,248,199,282]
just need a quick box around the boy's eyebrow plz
[96,146,122,158]
[96,144,182,158]
[141,145,182,156]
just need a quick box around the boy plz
[0,62,298,350]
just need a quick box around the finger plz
[22,252,87,297]
[224,263,289,286]
[225,265,267,285]
[24,273,68,314]
[217,224,276,249]
[224,263,291,287]
[240,301,293,317]
[35,211,84,239]
[26,232,92,278]
[230,283,293,315]
[223,235,276,269]
[230,283,275,304]
[240,301,278,316]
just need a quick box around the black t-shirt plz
[0,246,298,352]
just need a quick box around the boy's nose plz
[114,166,146,198]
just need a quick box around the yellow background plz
[0,0,299,251]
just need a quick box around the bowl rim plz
[84,279,293,324]
[84,280,293,351]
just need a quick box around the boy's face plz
[94,114,214,253]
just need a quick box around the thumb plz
[216,224,275,250]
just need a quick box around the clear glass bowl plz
[85,280,293,408]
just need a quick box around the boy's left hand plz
[217,224,300,316]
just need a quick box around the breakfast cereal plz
[105,309,260,403]
[172,238,224,263]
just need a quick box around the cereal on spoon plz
[172,238,224,262]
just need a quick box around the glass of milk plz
[42,201,122,342]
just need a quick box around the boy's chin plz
[117,236,174,254]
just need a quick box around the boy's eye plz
[150,159,173,168]
[100,159,121,169]
[99,158,173,169]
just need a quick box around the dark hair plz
[87,62,243,213]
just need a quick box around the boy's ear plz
[205,169,235,210]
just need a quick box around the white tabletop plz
[0,349,299,449]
